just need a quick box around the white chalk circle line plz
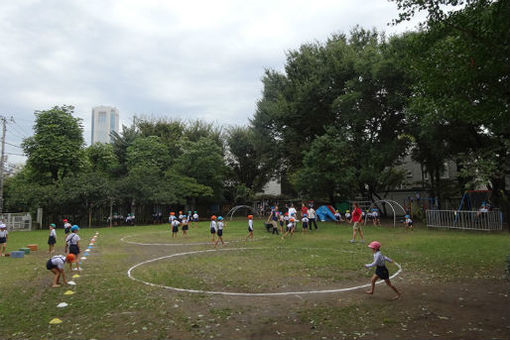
[127,248,403,297]
[121,234,268,246]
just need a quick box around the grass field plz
[0,219,509,339]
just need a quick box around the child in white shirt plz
[171,219,180,238]
[301,215,309,232]
[0,224,8,256]
[246,215,254,241]
[210,216,217,243]
[214,216,225,247]
[48,224,57,255]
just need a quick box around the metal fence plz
[426,210,503,231]
[0,212,32,231]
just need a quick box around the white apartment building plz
[91,106,119,144]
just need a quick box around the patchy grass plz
[0,220,508,339]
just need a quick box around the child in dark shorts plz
[181,215,189,236]
[46,254,74,287]
[171,219,180,238]
[214,216,225,248]
[48,223,57,255]
[364,241,401,300]
[210,215,217,243]
[0,223,8,256]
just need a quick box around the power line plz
[6,152,25,157]
[10,122,30,139]
[5,142,21,149]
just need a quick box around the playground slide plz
[316,205,337,222]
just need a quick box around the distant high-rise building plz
[91,106,119,144]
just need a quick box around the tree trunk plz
[88,203,92,228]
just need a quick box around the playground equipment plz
[226,205,260,221]
[457,190,491,212]
[364,200,407,228]
[316,205,337,222]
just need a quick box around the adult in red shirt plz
[300,202,308,218]
[349,202,364,243]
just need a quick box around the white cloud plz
[0,0,424,160]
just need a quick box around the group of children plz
[265,206,319,239]
[46,219,83,287]
[334,208,381,226]
[168,211,199,237]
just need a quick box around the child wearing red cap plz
[364,241,400,300]
[281,217,296,239]
[46,254,74,287]
[246,215,254,241]
[210,216,217,243]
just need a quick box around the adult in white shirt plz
[307,207,318,230]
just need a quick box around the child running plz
[210,215,217,243]
[0,223,8,256]
[46,254,74,287]
[48,223,57,255]
[65,225,81,271]
[214,216,225,247]
[281,217,295,239]
[171,218,180,238]
[246,215,254,241]
[364,241,401,300]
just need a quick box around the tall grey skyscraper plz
[91,106,119,144]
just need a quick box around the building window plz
[98,112,106,125]
[110,113,116,131]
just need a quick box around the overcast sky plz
[0,0,424,164]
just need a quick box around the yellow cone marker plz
[49,318,63,324]
[72,274,80,278]
[64,290,75,295]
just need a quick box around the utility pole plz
[0,116,7,214]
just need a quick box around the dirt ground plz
[121,242,510,340]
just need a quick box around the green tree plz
[392,0,510,207]
[125,136,171,172]
[173,137,225,200]
[22,105,85,182]
[294,129,356,202]
[225,126,272,193]
[86,143,119,174]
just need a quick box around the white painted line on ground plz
[127,248,403,297]
[120,235,268,246]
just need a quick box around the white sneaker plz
[349,239,355,243]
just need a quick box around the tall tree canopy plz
[22,105,84,182]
